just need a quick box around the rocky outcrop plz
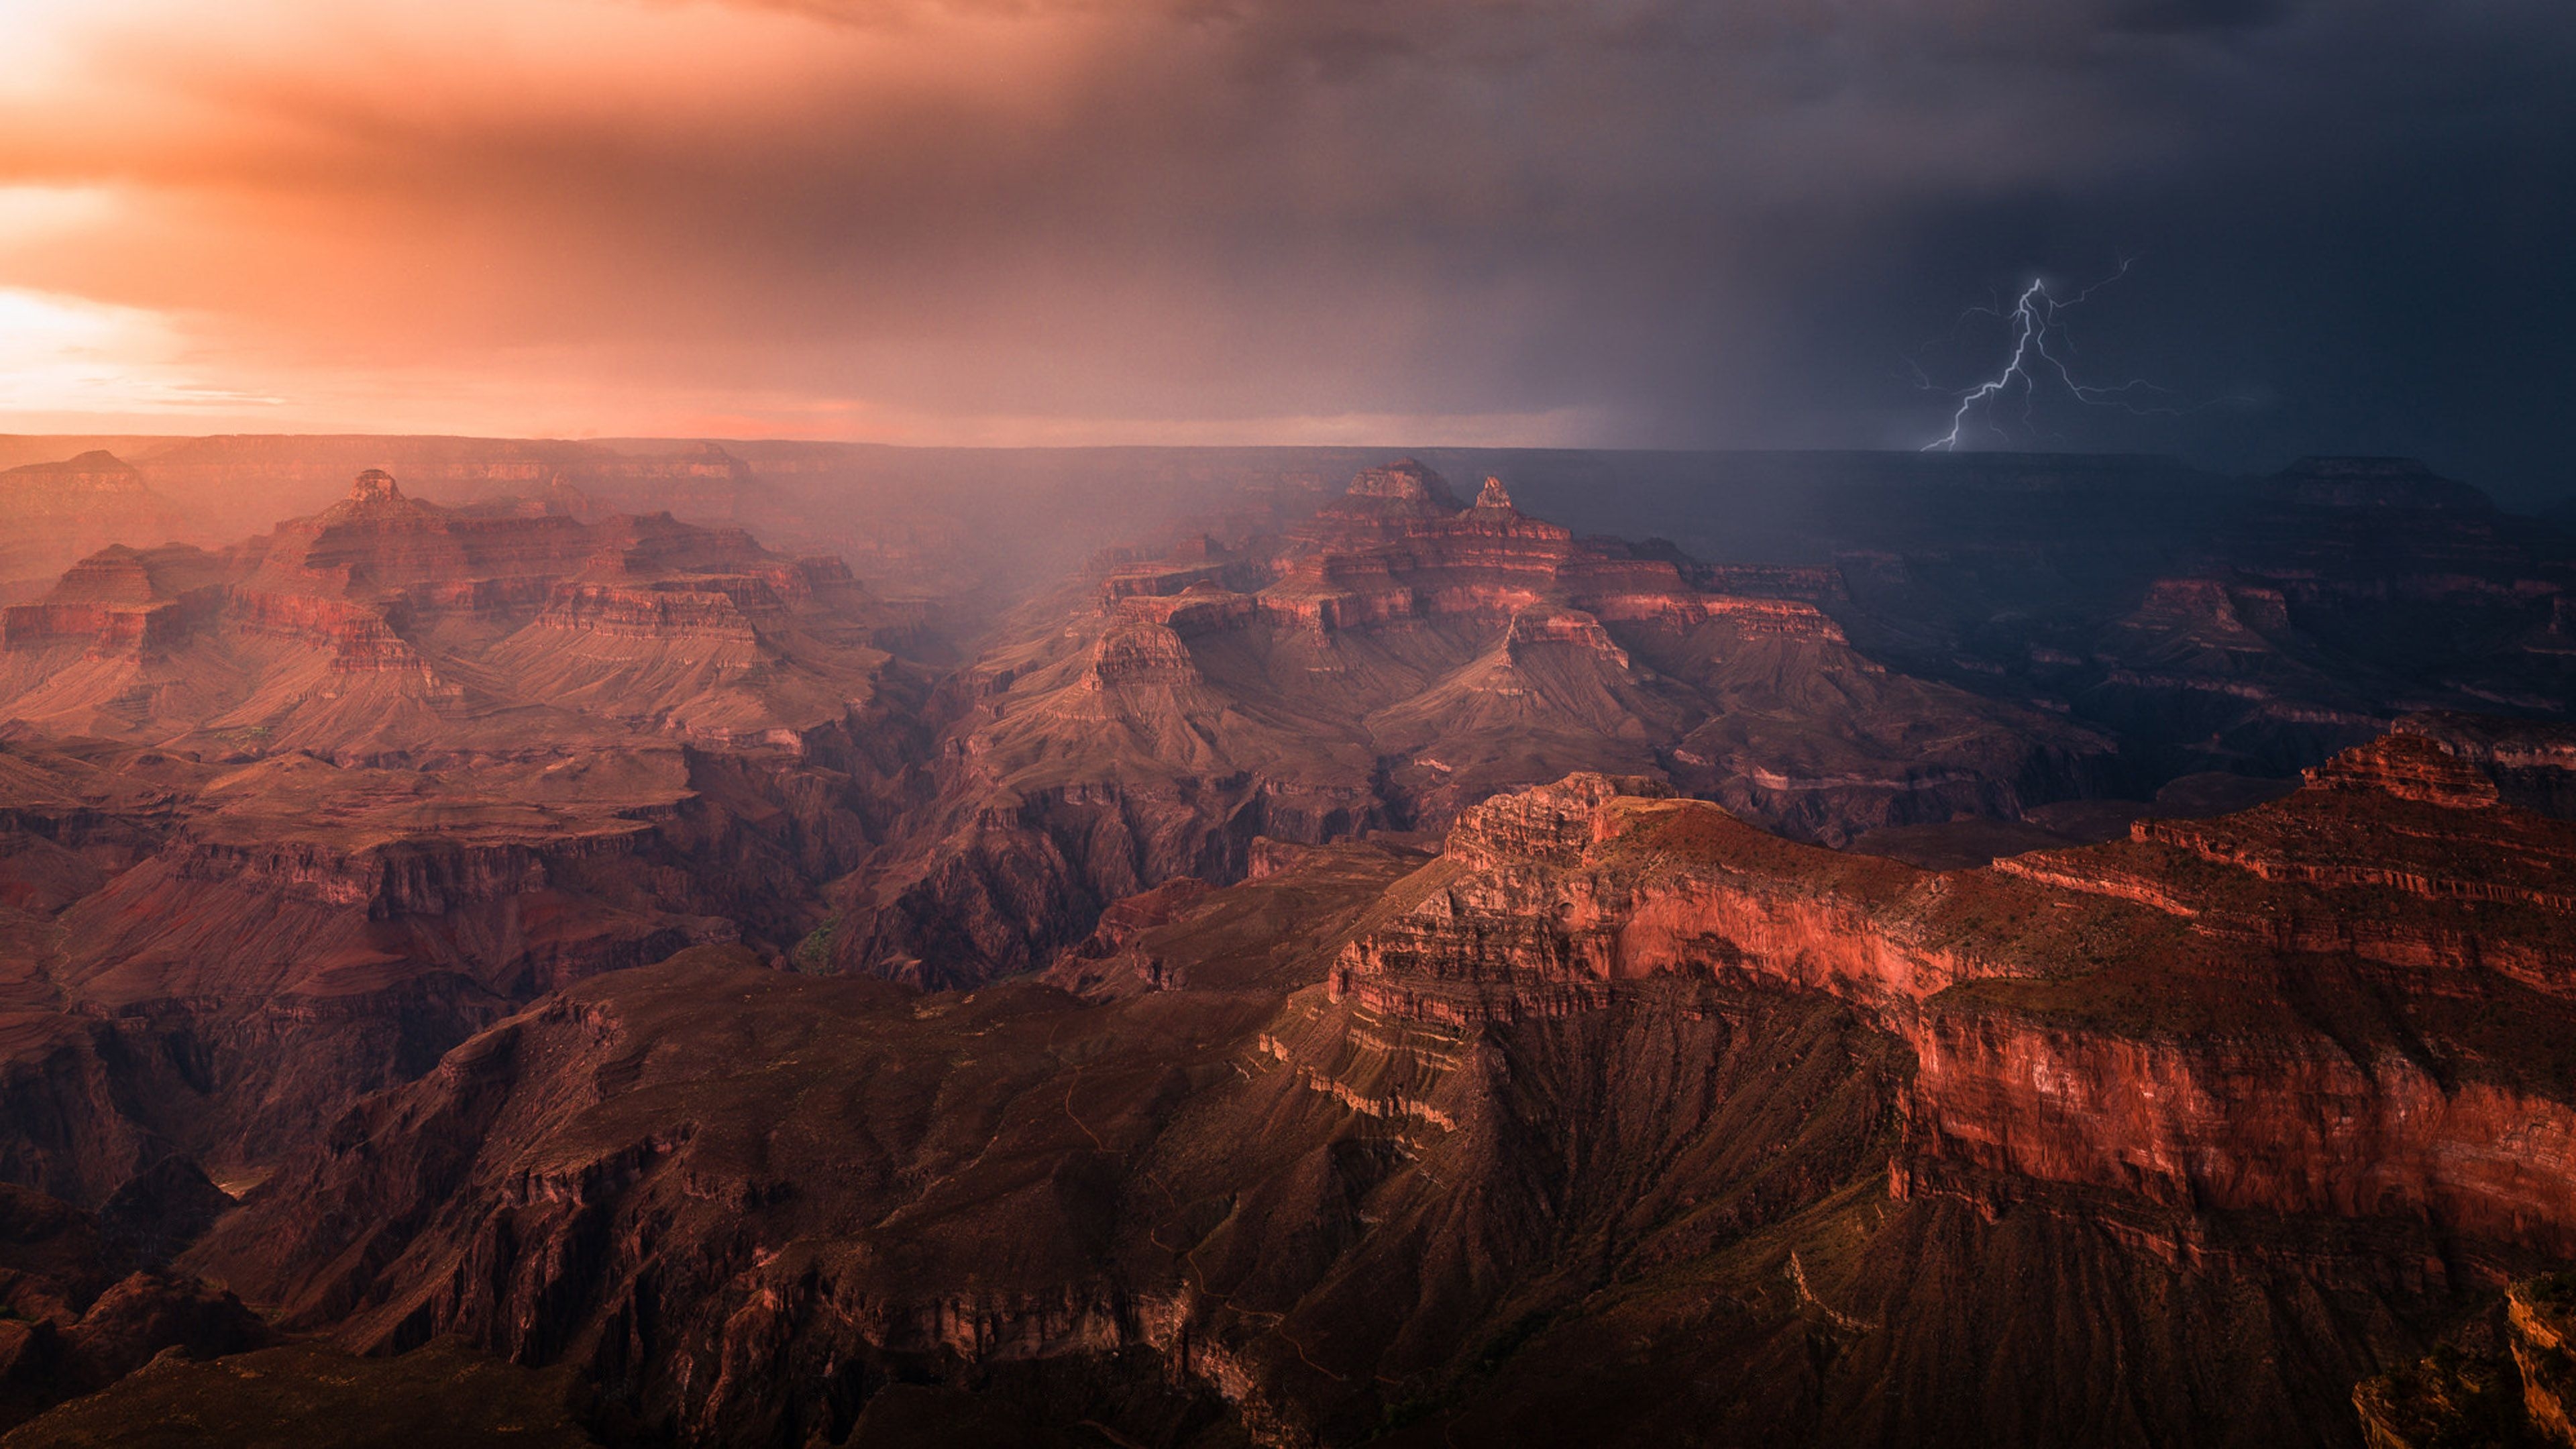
[830,460,2112,987]
[1332,738,2576,1255]
[2352,1275,2576,1448]
[531,582,760,643]
[2400,712,2576,818]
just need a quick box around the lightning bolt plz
[1921,258,2186,451]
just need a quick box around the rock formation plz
[167,731,2576,1447]
[0,473,945,1210]
[0,470,916,757]
[0,439,2567,1443]
[830,458,2112,987]
[0,1176,266,1434]
[0,724,917,1207]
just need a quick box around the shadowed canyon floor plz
[0,443,2571,1444]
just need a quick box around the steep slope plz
[187,731,2573,1448]
[834,460,2111,987]
[0,1338,601,1449]
[0,1173,266,1434]
[0,720,910,1208]
[0,471,943,1212]
[2353,1273,2576,1448]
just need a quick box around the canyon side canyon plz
[0,443,2570,1447]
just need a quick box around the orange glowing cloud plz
[0,0,2566,462]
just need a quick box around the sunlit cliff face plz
[0,0,2567,464]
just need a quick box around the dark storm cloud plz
[5,0,2569,492]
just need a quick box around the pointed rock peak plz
[2304,733,2498,810]
[349,469,404,505]
[1474,476,1515,511]
[1345,458,1460,509]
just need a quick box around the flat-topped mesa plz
[2266,455,2494,512]
[237,484,800,616]
[1260,460,1721,630]
[1110,582,1258,635]
[1316,457,1466,528]
[1098,537,1244,608]
[0,545,228,655]
[0,451,195,597]
[1504,604,1629,666]
[0,476,900,751]
[2119,576,2295,641]
[529,581,761,644]
[604,437,747,483]
[39,545,225,608]
[1329,774,1984,1024]
[2300,729,2499,808]
[584,512,774,579]
[1442,770,1668,870]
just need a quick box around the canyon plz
[0,441,2567,1445]
[141,732,2576,1449]
[828,459,2114,987]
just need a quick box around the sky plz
[0,0,2568,494]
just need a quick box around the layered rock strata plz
[0,471,916,757]
[177,732,2576,1448]
[833,458,2111,987]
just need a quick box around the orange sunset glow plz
[5,0,2569,472]
[0,0,1671,442]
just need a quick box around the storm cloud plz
[0,0,2567,496]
